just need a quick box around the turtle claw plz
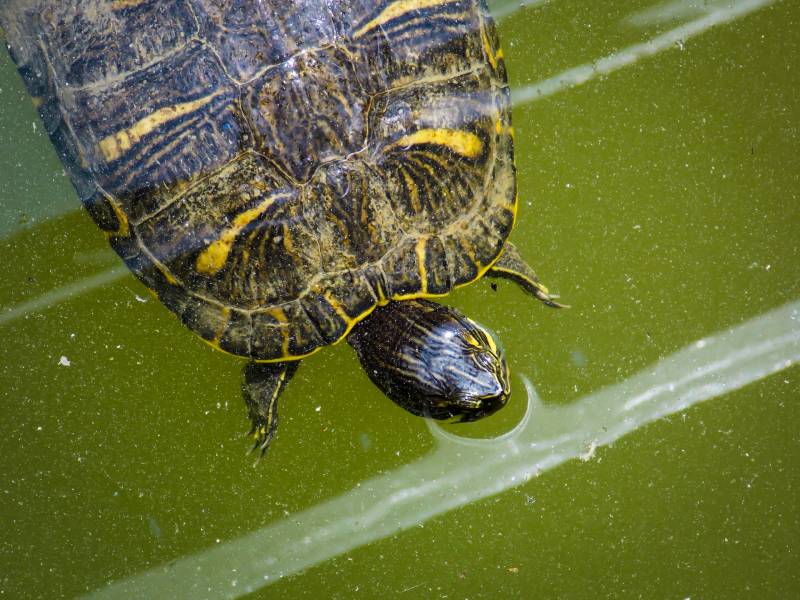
[241,361,299,460]
[487,242,569,309]
[247,421,277,457]
[538,292,570,310]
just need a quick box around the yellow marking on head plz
[97,90,222,162]
[391,128,483,159]
[196,192,289,275]
[464,332,482,349]
[415,237,429,294]
[484,329,498,354]
[353,0,457,38]
[496,48,505,61]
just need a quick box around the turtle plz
[1,0,562,456]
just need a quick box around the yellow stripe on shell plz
[509,194,519,231]
[494,120,515,139]
[200,231,513,362]
[390,128,483,159]
[415,237,429,294]
[485,329,498,354]
[209,307,231,346]
[481,28,497,70]
[196,191,292,276]
[107,195,130,237]
[156,263,179,286]
[400,167,421,213]
[353,0,458,38]
[324,294,356,328]
[200,335,323,363]
[111,0,149,8]
[99,195,130,239]
[201,233,509,362]
[267,307,291,358]
[465,318,499,355]
[97,90,223,162]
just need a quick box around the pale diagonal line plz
[84,300,800,599]
[511,0,779,105]
[0,265,128,326]
[625,0,734,28]
[491,0,551,20]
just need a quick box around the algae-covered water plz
[1,1,799,598]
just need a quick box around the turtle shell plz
[1,0,517,361]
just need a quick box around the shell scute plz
[2,0,516,361]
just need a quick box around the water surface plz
[1,0,798,597]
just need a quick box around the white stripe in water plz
[0,265,128,326]
[625,0,741,28]
[511,0,779,105]
[83,300,800,599]
[491,0,551,20]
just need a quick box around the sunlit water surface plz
[1,1,798,598]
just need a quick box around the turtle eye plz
[472,350,495,371]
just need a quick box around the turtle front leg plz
[242,361,300,456]
[487,242,568,308]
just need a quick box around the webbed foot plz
[488,242,568,308]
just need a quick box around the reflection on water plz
[87,301,800,599]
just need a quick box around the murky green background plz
[1,0,799,598]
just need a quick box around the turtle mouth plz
[456,392,509,423]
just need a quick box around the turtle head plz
[348,299,510,422]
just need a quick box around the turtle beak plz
[456,357,510,422]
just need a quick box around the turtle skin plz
[0,0,517,362]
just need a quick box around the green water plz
[1,1,799,598]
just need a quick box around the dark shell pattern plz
[2,0,517,361]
